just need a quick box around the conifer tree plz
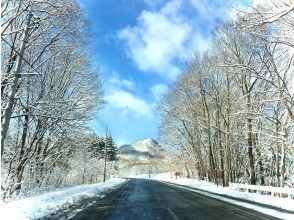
[89,132,118,182]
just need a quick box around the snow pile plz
[0,178,127,220]
[148,173,294,211]
[171,179,292,210]
[133,172,294,219]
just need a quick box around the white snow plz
[118,138,164,165]
[135,173,294,220]
[131,138,157,152]
[0,178,128,220]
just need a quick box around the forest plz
[1,0,294,204]
[159,2,294,187]
[1,0,118,200]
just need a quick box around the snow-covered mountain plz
[118,138,164,163]
[118,138,166,176]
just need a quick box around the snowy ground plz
[0,178,128,220]
[132,173,294,220]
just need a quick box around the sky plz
[78,0,250,146]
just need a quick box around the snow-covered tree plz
[159,1,294,187]
[1,0,104,200]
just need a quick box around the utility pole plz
[103,126,108,182]
[148,152,151,178]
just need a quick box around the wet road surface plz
[54,179,280,220]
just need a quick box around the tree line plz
[159,2,294,187]
[1,0,117,200]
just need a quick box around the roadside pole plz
[103,126,108,182]
[148,153,151,178]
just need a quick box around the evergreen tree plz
[105,135,118,162]
[88,132,118,182]
[89,135,117,161]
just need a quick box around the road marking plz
[166,207,180,220]
[154,193,179,220]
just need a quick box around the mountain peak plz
[133,138,158,145]
[119,138,163,161]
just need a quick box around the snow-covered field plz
[133,173,294,220]
[0,178,127,220]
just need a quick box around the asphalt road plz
[54,179,280,220]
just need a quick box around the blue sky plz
[78,0,249,146]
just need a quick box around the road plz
[52,179,280,220]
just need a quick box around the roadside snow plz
[0,178,127,220]
[134,173,294,220]
[152,173,294,211]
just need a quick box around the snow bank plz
[0,178,127,220]
[137,173,294,219]
[164,178,293,210]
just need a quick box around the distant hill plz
[118,138,164,163]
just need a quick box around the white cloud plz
[150,84,168,101]
[118,0,192,80]
[106,88,153,118]
[190,34,212,54]
[108,72,135,90]
[118,0,230,80]
[161,0,182,17]
[189,0,209,16]
[104,72,153,119]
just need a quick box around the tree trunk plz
[1,11,33,156]
[247,122,256,185]
[244,78,256,185]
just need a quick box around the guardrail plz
[229,183,294,199]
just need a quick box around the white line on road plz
[154,192,179,220]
